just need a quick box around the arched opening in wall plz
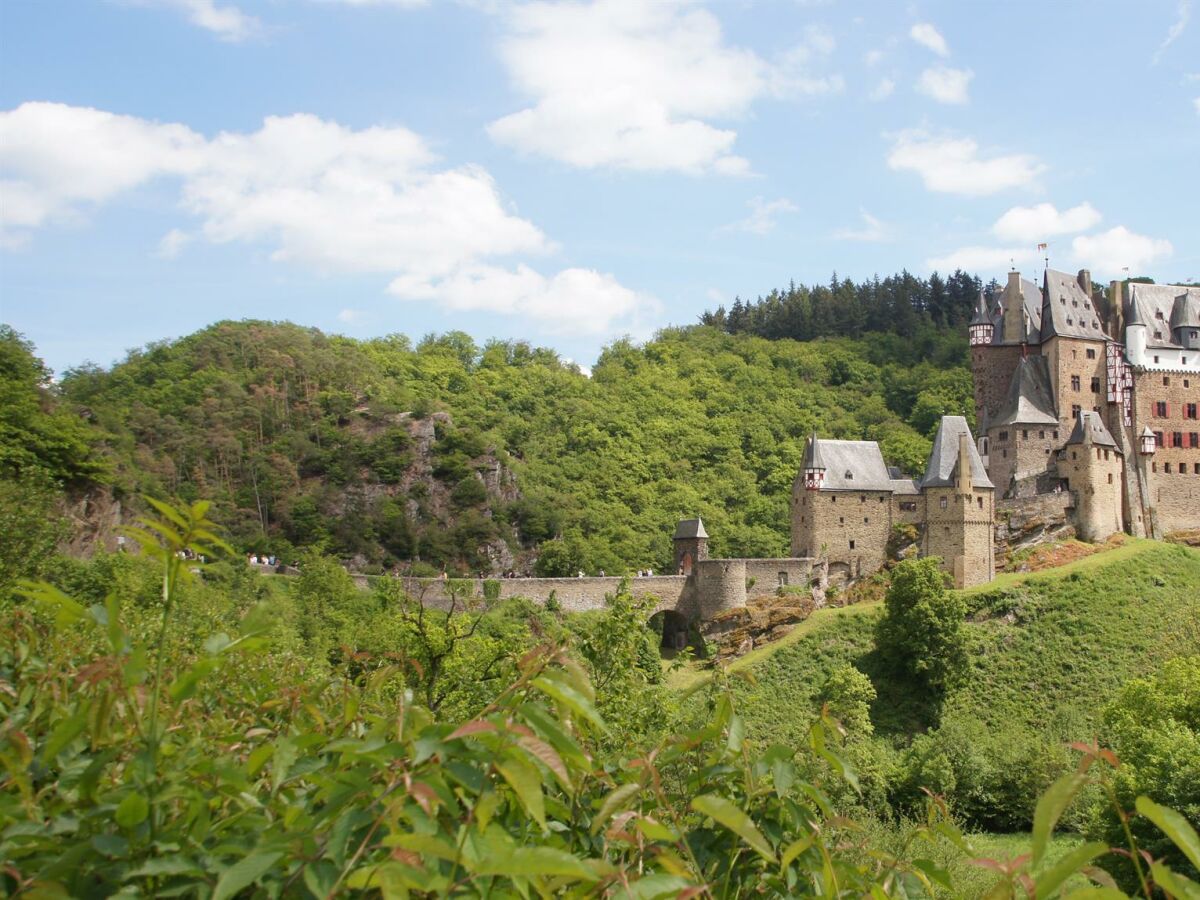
[648,609,693,657]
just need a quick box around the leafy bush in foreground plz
[2,501,1198,898]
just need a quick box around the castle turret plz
[1169,293,1200,350]
[1061,411,1124,541]
[1125,290,1148,366]
[920,416,995,588]
[802,431,826,490]
[969,291,994,347]
[673,517,708,576]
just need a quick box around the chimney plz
[1003,271,1024,344]
[1077,269,1092,300]
[957,432,973,493]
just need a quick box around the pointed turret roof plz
[802,437,896,491]
[1065,411,1118,449]
[921,416,993,489]
[969,291,991,326]
[802,430,825,470]
[1170,293,1200,331]
[673,518,709,540]
[990,356,1059,427]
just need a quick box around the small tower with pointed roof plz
[920,416,995,588]
[1060,411,1125,541]
[673,518,709,576]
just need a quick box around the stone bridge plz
[364,557,820,624]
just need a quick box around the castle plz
[794,267,1199,589]
[405,268,1198,626]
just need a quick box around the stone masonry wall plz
[922,485,995,587]
[1131,368,1200,534]
[743,558,815,598]
[792,488,893,578]
[971,343,1023,427]
[1059,444,1125,541]
[1044,337,1109,435]
[986,424,1061,497]
[388,575,691,616]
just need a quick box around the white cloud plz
[317,0,429,6]
[771,25,845,98]
[1194,96,1200,114]
[833,209,890,242]
[487,1,771,174]
[992,202,1102,242]
[1071,226,1173,277]
[337,308,366,323]
[864,49,884,66]
[886,130,1045,196]
[909,22,949,57]
[389,263,659,335]
[916,65,972,104]
[157,228,193,258]
[132,0,259,41]
[1154,0,1191,63]
[1,101,656,336]
[868,77,895,101]
[720,196,798,235]
[926,245,1038,273]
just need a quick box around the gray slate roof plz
[921,416,993,489]
[989,277,1044,345]
[1128,283,1200,349]
[1065,411,1119,449]
[990,355,1059,427]
[806,439,897,491]
[1040,269,1106,342]
[673,518,709,540]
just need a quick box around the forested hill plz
[702,269,987,347]
[2,273,978,575]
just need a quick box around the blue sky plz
[2,0,1197,374]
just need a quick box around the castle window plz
[1104,449,1110,460]
[1165,463,1172,473]
[845,471,854,480]
[1186,403,1197,419]
[1072,404,1082,419]
[1091,377,1101,392]
[1153,462,1158,472]
[859,493,865,502]
[1173,432,1184,448]
[1156,310,1165,320]
[1053,430,1059,439]
[1154,355,1160,363]
[1163,376,1170,386]
[778,572,789,587]
[864,517,869,524]
[879,496,885,502]
[1022,429,1029,439]
[1194,463,1200,474]
[1072,300,1078,308]
[900,501,917,511]
[1072,375,1082,391]
[939,497,948,509]
[1067,317,1074,326]
[977,496,983,508]
[1191,433,1200,448]
[1086,348,1096,359]
[849,540,855,550]
[1155,431,1164,447]
[1097,448,1103,460]
[1039,430,1045,439]
[1002,449,1008,458]
[999,430,1009,441]
[839,516,844,523]
[1108,473,1113,483]
[1072,451,1078,460]
[831,496,836,503]
[1155,401,1168,417]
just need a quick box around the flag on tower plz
[1036,242,1048,251]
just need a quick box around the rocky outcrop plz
[701,593,818,662]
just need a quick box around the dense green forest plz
[1,271,977,575]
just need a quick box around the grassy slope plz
[684,539,1200,749]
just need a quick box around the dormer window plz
[1155,310,1165,320]
[1154,331,1163,340]
[845,471,853,480]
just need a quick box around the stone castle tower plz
[919,416,996,588]
[1059,411,1125,542]
[672,517,709,575]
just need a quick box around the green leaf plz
[475,846,599,881]
[781,833,815,869]
[496,756,546,831]
[168,658,218,701]
[1032,772,1087,866]
[1149,862,1200,900]
[17,581,88,627]
[691,793,776,863]
[532,673,607,732]
[726,713,745,755]
[41,709,87,763]
[592,782,642,833]
[1136,796,1200,871]
[912,858,952,890]
[114,792,149,829]
[1034,841,1107,900]
[624,873,695,898]
[211,850,282,900]
[1061,889,1129,899]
